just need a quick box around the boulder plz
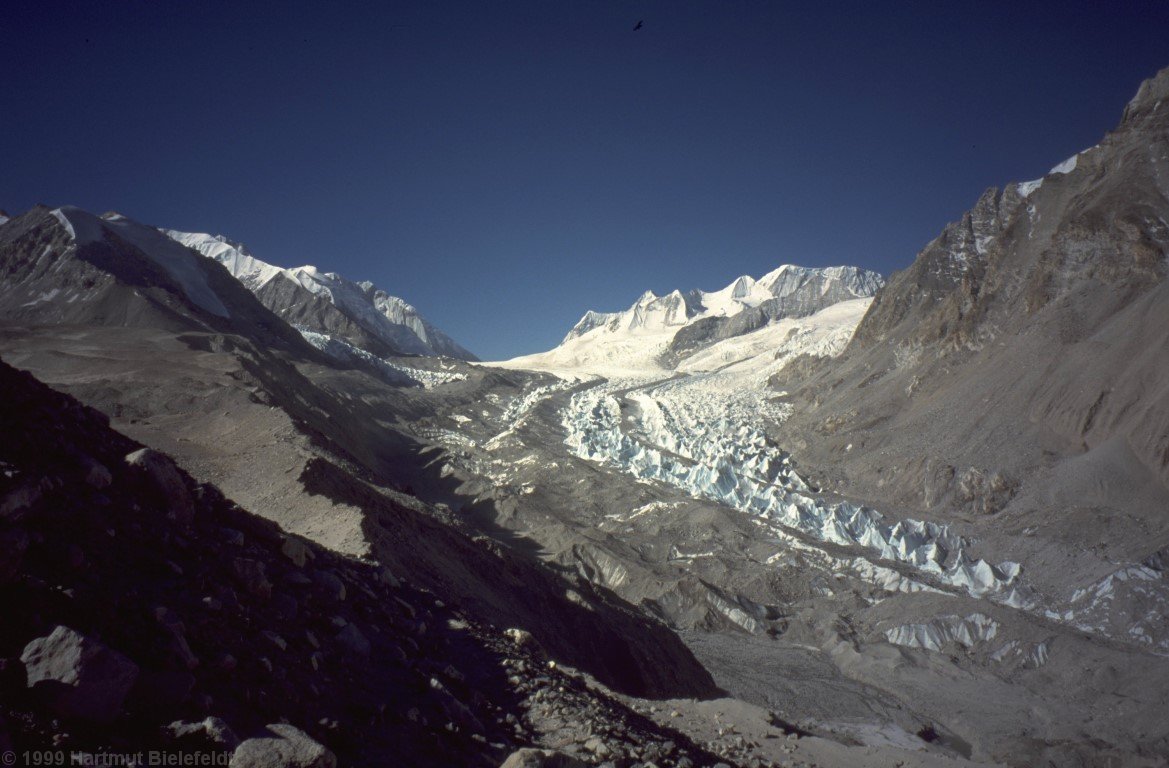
[232,558,273,600]
[20,625,139,723]
[504,628,546,658]
[230,724,336,768]
[81,457,112,489]
[0,479,43,520]
[165,716,241,750]
[280,536,308,568]
[377,566,401,588]
[313,570,346,602]
[125,448,194,529]
[334,623,371,658]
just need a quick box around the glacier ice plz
[561,378,1021,597]
[884,613,999,652]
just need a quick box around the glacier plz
[561,378,1021,597]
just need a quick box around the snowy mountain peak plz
[162,228,476,360]
[729,275,754,298]
[512,263,884,373]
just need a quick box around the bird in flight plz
[633,20,643,31]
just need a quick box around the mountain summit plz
[504,264,882,372]
[164,229,477,361]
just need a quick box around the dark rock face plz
[855,67,1169,354]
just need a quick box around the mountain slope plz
[771,66,1169,614]
[0,207,717,703]
[0,357,737,766]
[0,206,315,355]
[503,264,882,373]
[164,230,477,361]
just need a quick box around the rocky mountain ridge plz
[164,229,477,361]
[781,64,1169,505]
[506,264,882,372]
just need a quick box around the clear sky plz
[2,1,1167,359]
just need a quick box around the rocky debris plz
[20,625,139,724]
[922,460,1017,515]
[230,723,336,768]
[125,448,195,530]
[378,565,401,588]
[164,716,240,749]
[494,652,739,768]
[954,466,1017,515]
[505,628,546,658]
[498,748,585,768]
[0,359,734,766]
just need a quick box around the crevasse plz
[562,381,1021,597]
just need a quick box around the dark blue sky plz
[3,2,1167,359]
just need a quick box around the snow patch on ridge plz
[1017,179,1043,198]
[1051,154,1079,175]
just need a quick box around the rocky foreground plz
[0,359,752,767]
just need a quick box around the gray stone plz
[377,566,401,588]
[232,558,272,600]
[165,716,240,749]
[20,625,139,723]
[498,749,586,768]
[504,627,546,658]
[80,458,112,488]
[0,480,42,520]
[125,448,194,529]
[313,570,345,601]
[81,457,112,489]
[334,623,370,658]
[280,536,308,568]
[230,723,336,768]
[583,737,612,758]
